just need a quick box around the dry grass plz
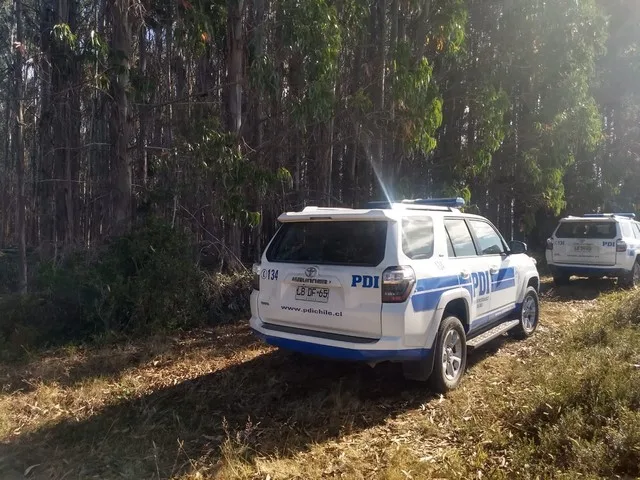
[0,277,638,479]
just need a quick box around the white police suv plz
[250,198,540,392]
[546,213,640,287]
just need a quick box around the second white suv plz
[546,213,640,287]
[250,198,540,392]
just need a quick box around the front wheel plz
[619,260,640,289]
[510,286,539,339]
[428,316,467,393]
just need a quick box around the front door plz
[467,219,518,318]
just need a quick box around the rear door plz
[552,220,618,266]
[256,220,389,339]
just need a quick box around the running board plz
[467,319,520,349]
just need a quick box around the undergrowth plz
[501,291,640,478]
[0,219,251,359]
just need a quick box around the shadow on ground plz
[540,277,619,302]
[0,331,505,480]
[0,326,257,396]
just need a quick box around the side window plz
[620,222,633,239]
[446,234,455,257]
[444,219,477,257]
[633,223,640,239]
[469,220,506,255]
[401,217,434,260]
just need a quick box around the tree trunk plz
[226,0,244,134]
[13,0,27,293]
[108,0,132,235]
[38,0,54,252]
[138,26,148,187]
[374,0,386,196]
[413,0,432,61]
[0,96,10,248]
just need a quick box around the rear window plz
[555,221,617,239]
[266,221,387,266]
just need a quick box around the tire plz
[510,286,539,340]
[428,316,467,393]
[553,274,570,286]
[619,260,640,289]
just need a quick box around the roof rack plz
[301,206,354,212]
[583,213,636,219]
[365,197,465,212]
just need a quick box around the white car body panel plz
[250,203,540,364]
[546,215,640,278]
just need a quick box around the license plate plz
[295,286,330,303]
[574,245,593,253]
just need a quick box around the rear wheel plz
[509,287,539,339]
[428,316,467,393]
[619,260,640,289]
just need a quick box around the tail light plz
[616,240,628,253]
[252,263,261,290]
[546,238,554,250]
[382,266,416,303]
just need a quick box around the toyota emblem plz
[305,267,318,278]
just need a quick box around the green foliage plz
[392,43,443,154]
[175,0,227,55]
[178,120,291,225]
[280,0,341,124]
[504,292,640,477]
[469,86,510,177]
[52,23,77,49]
[0,220,252,358]
[0,251,19,294]
[202,271,252,323]
[91,219,206,331]
[430,0,467,56]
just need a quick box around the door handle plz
[489,266,499,275]
[460,270,470,280]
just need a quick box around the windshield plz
[266,221,387,266]
[555,221,617,239]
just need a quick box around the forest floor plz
[0,277,638,479]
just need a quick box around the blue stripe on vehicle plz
[252,330,431,362]
[412,267,517,313]
[415,275,460,292]
[412,289,448,311]
[552,265,626,276]
[412,283,472,312]
[492,267,515,281]
[492,278,516,292]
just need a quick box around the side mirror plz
[509,240,527,254]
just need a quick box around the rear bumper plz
[250,316,431,362]
[548,264,629,278]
